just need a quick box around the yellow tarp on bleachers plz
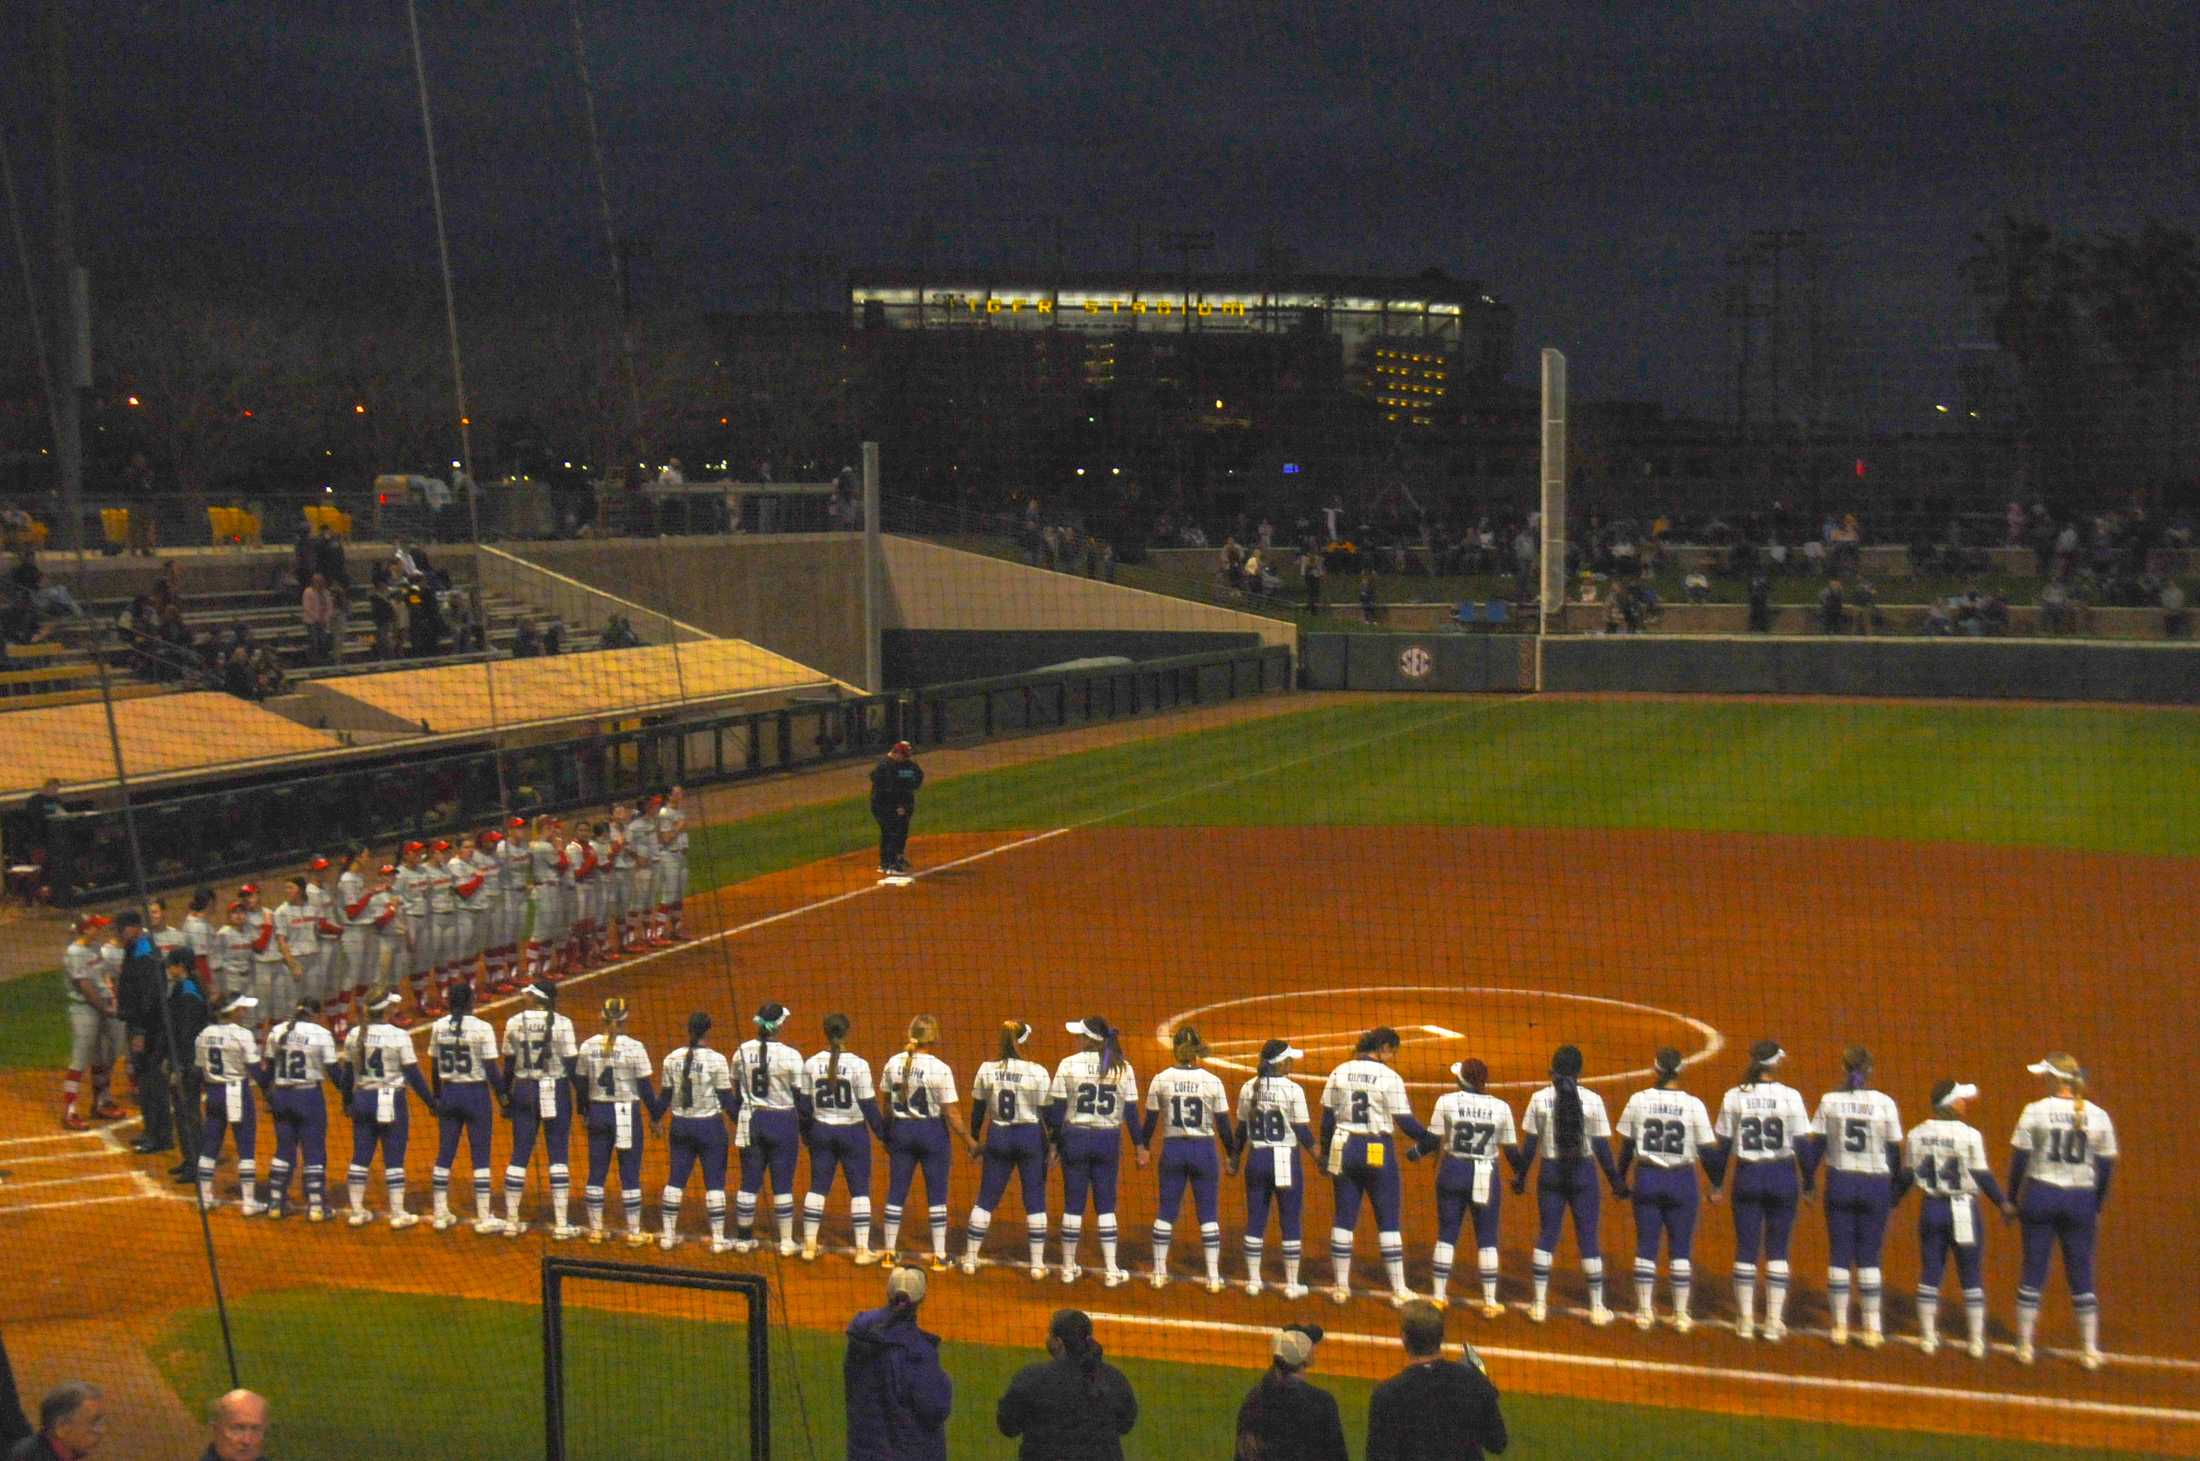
[0,692,343,794]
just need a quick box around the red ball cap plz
[237,882,259,896]
[308,856,331,872]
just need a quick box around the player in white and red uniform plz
[445,837,489,1004]
[268,879,319,1021]
[569,823,604,969]
[469,832,503,987]
[422,839,459,1002]
[621,802,658,952]
[524,817,567,982]
[491,816,529,987]
[60,914,122,1129]
[654,789,690,942]
[180,889,218,988]
[556,822,588,975]
[301,856,344,1000]
[390,843,433,1025]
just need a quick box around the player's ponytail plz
[1172,1025,1209,1068]
[1742,1039,1783,1089]
[825,1013,851,1084]
[998,1020,1027,1067]
[1456,1057,1488,1094]
[1653,1047,1683,1090]
[901,1014,940,1109]
[1843,1045,1871,1092]
[1048,1309,1107,1400]
[681,1011,710,1110]
[1551,1044,1585,1155]
[1098,1026,1124,1082]
[753,1002,787,1098]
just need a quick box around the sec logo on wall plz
[1398,644,1433,680]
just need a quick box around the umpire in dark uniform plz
[163,949,211,1182]
[114,912,170,1154]
[869,740,924,875]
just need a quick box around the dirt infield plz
[4,821,2195,1454]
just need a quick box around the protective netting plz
[1,489,2193,1461]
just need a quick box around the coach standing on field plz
[1365,1301,1506,1461]
[869,741,924,876]
[114,914,169,1156]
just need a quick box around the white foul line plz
[0,1189,193,1218]
[1082,1310,2200,1426]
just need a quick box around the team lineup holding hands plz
[182,985,2118,1372]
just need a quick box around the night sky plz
[6,2,2197,420]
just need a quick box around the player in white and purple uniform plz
[1318,1027,1434,1307]
[1141,1026,1234,1292]
[501,980,581,1238]
[653,1010,739,1252]
[1515,1044,1627,1325]
[1809,1046,1907,1347]
[1713,1039,1813,1341]
[1615,1047,1720,1332]
[803,1013,886,1264]
[1905,1079,2006,1358]
[2008,1052,2118,1369]
[577,996,658,1244]
[730,1001,806,1254]
[342,988,435,1227]
[193,993,263,1214]
[1427,1058,1518,1317]
[964,1020,1053,1279]
[428,982,504,1234]
[260,1000,341,1221]
[879,1014,973,1271]
[1234,1039,1315,1299]
[1048,1015,1145,1287]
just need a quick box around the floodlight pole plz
[1538,348,1568,656]
[862,441,881,694]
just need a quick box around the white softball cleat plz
[1481,1301,1506,1321]
[659,1234,680,1252]
[1587,1306,1614,1328]
[550,1224,582,1241]
[1244,1278,1265,1298]
[307,1206,327,1224]
[347,1210,373,1228]
[1280,1283,1309,1301]
[1635,1310,1656,1331]
[1858,1330,1884,1351]
[1829,1324,1849,1347]
[709,1237,736,1255]
[1672,1312,1694,1335]
[1965,1337,1986,1360]
[851,1248,881,1266]
[432,1213,459,1232]
[1060,1262,1082,1285]
[802,1241,821,1263]
[2014,1341,2036,1365]
[586,1228,606,1245]
[239,1201,266,1218]
[1028,1265,1050,1282]
[1762,1321,1787,1343]
[1102,1268,1129,1288]
[1204,1277,1227,1294]
[1329,1285,1352,1306]
[959,1255,979,1276]
[1149,1271,1168,1290]
[1919,1335,1940,1356]
[2079,1350,2103,1371]
[1733,1318,1754,1341]
[472,1218,505,1237]
[779,1239,799,1258]
[1388,1290,1415,1310]
[387,1212,419,1230]
[624,1230,651,1248]
[1526,1300,1547,1324]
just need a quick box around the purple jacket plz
[843,1303,951,1461]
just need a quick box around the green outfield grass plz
[153,1290,2135,1460]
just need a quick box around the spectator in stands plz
[368,563,399,659]
[1801,536,1826,576]
[844,1266,952,1461]
[1235,1325,1348,1461]
[251,648,286,699]
[301,574,335,664]
[1683,560,1712,604]
[1746,574,1772,633]
[203,1389,269,1461]
[541,620,564,656]
[1817,580,1846,634]
[1850,577,1883,635]
[1301,547,1326,611]
[512,620,542,658]
[600,614,640,650]
[1364,1301,1506,1461]
[150,561,182,617]
[995,1309,1137,1461]
[10,552,81,619]
[2,589,42,646]
[2039,578,2074,635]
[313,523,347,588]
[1359,573,1379,623]
[10,1381,107,1460]
[2162,580,2189,638]
[406,581,444,658]
[221,646,255,700]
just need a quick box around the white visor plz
[1276,1045,1305,1062]
[224,995,259,1012]
[1066,1019,1094,1036]
[368,991,403,1011]
[1013,1024,1032,1045]
[2026,1058,2071,1076]
[1945,1082,1980,1104]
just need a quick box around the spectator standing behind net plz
[1364,1301,1506,1461]
[843,1266,952,1461]
[995,1309,1137,1461]
[1234,1324,1348,1461]
[7,1382,106,1460]
[200,1390,268,1461]
[0,1327,27,1449]
[870,741,923,876]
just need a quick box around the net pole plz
[1538,347,1568,673]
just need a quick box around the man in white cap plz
[1234,1324,1348,1461]
[843,1265,952,1461]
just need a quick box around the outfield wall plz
[1539,635,2200,703]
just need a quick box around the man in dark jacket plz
[868,741,924,875]
[995,1310,1137,1461]
[1365,1301,1506,1461]
[164,952,211,1183]
[6,1382,105,1460]
[0,1328,28,1448]
[843,1267,951,1461]
[1234,1325,1348,1461]
[112,914,169,1154]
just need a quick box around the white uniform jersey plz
[656,805,687,856]
[151,925,189,962]
[363,888,402,933]
[266,1020,340,1088]
[526,839,561,885]
[448,856,488,913]
[1052,1051,1138,1130]
[62,942,104,1005]
[1147,1066,1228,1140]
[1715,1081,1812,1164]
[1906,1117,1992,1199]
[624,814,659,863]
[730,1038,805,1112]
[1431,1090,1519,1164]
[1522,1084,1614,1160]
[1319,1058,1414,1137]
[393,862,431,916]
[303,883,332,927]
[196,1024,260,1084]
[471,849,502,903]
[498,838,529,895]
[272,903,316,959]
[1616,1087,1717,1168]
[973,1057,1051,1128]
[347,1024,417,1090]
[211,926,255,982]
[803,1049,879,1126]
[577,1033,653,1104]
[587,839,614,882]
[609,831,637,872]
[336,871,370,926]
[430,1014,499,1083]
[879,1050,959,1120]
[2010,1097,2119,1190]
[661,1046,735,1120]
[1236,1075,1312,1151]
[559,840,584,889]
[1812,1089,1905,1176]
[182,912,216,965]
[425,858,456,913]
[502,1010,579,1082]
[245,908,286,966]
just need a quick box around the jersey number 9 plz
[1737,1115,1785,1154]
